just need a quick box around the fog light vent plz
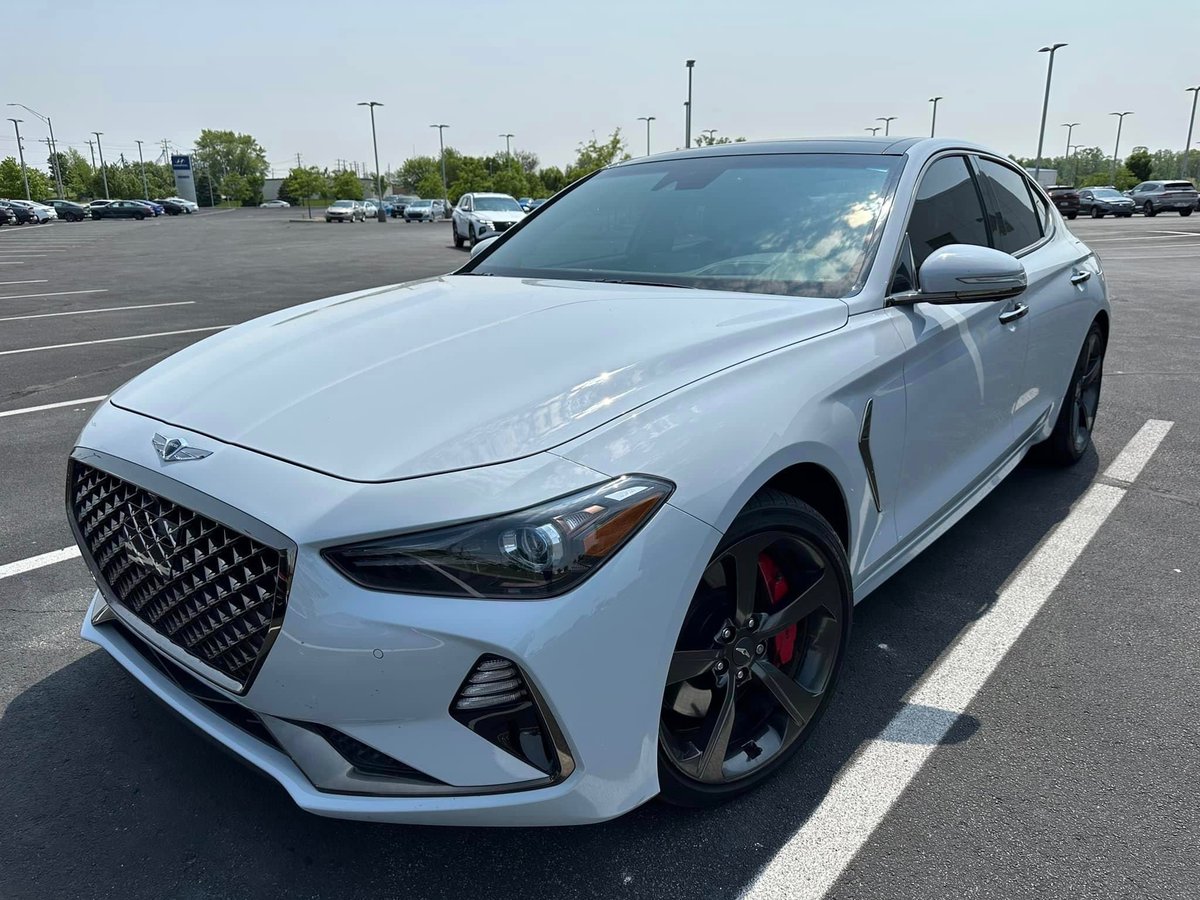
[450,655,566,776]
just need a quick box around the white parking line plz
[743,418,1174,900]
[0,301,195,323]
[0,547,81,582]
[0,280,47,286]
[0,289,108,301]
[0,324,229,356]
[0,396,107,418]
[1101,253,1199,261]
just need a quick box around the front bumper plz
[73,401,717,824]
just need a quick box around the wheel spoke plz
[753,660,822,728]
[759,567,838,637]
[1077,398,1093,433]
[1081,353,1102,389]
[728,534,775,625]
[694,677,736,783]
[667,648,722,685]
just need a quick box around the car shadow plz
[0,450,1097,900]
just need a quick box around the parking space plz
[0,212,1197,899]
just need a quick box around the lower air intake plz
[450,655,568,777]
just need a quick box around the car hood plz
[111,276,848,482]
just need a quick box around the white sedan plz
[259,199,290,208]
[68,137,1108,826]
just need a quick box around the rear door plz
[890,154,1031,540]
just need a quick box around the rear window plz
[1164,182,1195,191]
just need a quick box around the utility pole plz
[38,138,58,193]
[684,59,696,148]
[637,116,656,156]
[296,152,302,168]
[86,139,96,169]
[135,139,149,199]
[6,119,30,199]
[929,97,943,137]
[7,103,63,198]
[430,124,449,205]
[93,132,109,199]
[161,139,171,163]
[357,101,385,218]
[1033,42,1068,182]
[1183,86,1200,180]
[1109,111,1133,184]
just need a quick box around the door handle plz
[1070,270,1091,284]
[998,303,1029,324]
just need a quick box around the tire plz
[658,490,852,808]
[1180,208,1192,217]
[135,213,145,220]
[1067,212,1077,220]
[1091,207,1103,218]
[453,221,464,248]
[469,225,477,249]
[1143,201,1156,217]
[325,217,332,223]
[1037,321,1106,466]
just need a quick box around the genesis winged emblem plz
[152,433,212,463]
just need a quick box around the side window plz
[977,159,1043,254]
[1030,183,1052,233]
[905,155,990,272]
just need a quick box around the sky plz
[5,0,1199,176]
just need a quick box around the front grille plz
[69,460,289,690]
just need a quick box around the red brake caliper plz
[757,553,796,666]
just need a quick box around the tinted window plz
[1165,182,1194,190]
[977,159,1042,254]
[473,153,900,299]
[907,155,989,270]
[474,197,523,212]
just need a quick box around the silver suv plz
[1127,180,1198,217]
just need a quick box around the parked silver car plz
[324,199,364,222]
[1127,180,1198,217]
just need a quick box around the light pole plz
[865,126,881,135]
[685,59,695,148]
[1183,86,1200,180]
[357,101,385,220]
[499,133,514,157]
[929,97,943,137]
[637,116,656,156]
[430,124,449,206]
[1068,144,1083,185]
[876,116,897,136]
[7,103,62,198]
[1033,42,1067,182]
[93,131,109,199]
[1061,122,1080,183]
[1109,111,1133,184]
[6,119,30,200]
[135,139,149,199]
[700,128,717,145]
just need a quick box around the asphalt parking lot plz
[1,210,1197,899]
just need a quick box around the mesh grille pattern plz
[69,460,289,689]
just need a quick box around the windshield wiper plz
[587,278,685,288]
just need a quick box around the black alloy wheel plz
[1091,206,1102,218]
[1039,321,1105,466]
[1143,201,1156,217]
[659,491,851,807]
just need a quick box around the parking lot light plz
[865,126,881,135]
[430,124,449,207]
[6,118,30,200]
[929,97,943,137]
[876,116,896,136]
[1062,122,1080,183]
[637,116,656,156]
[1184,87,1200,180]
[357,101,385,221]
[1108,111,1133,183]
[134,139,149,199]
[685,59,695,148]
[499,133,515,158]
[1033,43,1068,183]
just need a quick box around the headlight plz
[323,475,673,599]
[478,218,493,227]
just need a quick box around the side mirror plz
[894,244,1027,305]
[470,236,499,257]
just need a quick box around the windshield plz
[331,200,354,208]
[1094,189,1122,198]
[409,200,432,208]
[471,153,900,298]
[474,196,523,212]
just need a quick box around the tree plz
[284,166,327,218]
[1124,147,1153,182]
[448,157,493,203]
[0,157,30,198]
[566,130,631,182]
[328,169,363,200]
[693,133,747,146]
[220,172,251,206]
[193,129,269,203]
[414,172,445,199]
[538,165,568,194]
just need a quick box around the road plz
[0,210,1196,899]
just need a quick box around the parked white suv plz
[452,192,525,248]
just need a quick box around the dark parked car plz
[132,199,165,216]
[1045,186,1079,219]
[91,200,152,220]
[526,198,548,212]
[1128,180,1198,217]
[42,199,88,222]
[151,198,188,215]
[1078,187,1135,218]
[0,200,37,224]
[384,194,418,217]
